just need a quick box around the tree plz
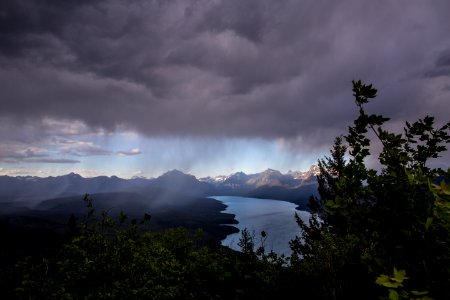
[291,80,450,299]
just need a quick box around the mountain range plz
[0,166,320,209]
[0,166,320,248]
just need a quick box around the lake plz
[211,196,311,257]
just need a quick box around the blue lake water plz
[212,196,311,257]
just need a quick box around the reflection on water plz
[212,196,311,257]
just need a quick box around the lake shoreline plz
[209,196,310,256]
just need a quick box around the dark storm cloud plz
[1,0,450,147]
[436,51,450,67]
[0,0,104,56]
[425,50,450,78]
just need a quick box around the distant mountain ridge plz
[199,165,319,187]
[0,167,320,247]
[0,166,320,210]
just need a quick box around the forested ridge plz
[1,81,449,299]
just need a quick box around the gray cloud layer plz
[1,0,450,147]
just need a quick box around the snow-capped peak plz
[288,165,320,180]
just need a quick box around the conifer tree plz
[291,81,450,299]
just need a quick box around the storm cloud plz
[1,0,450,174]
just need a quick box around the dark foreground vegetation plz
[1,81,449,299]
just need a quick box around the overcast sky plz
[1,0,450,178]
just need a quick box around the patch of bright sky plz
[82,133,324,178]
[1,131,325,178]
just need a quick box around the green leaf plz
[388,289,399,300]
[411,290,429,296]
[425,217,433,230]
[382,281,402,288]
[393,268,407,283]
[375,274,390,285]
